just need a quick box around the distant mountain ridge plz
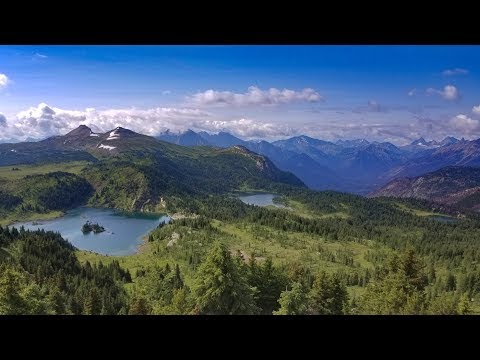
[156,129,480,194]
[4,125,477,196]
[369,166,480,211]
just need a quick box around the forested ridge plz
[2,188,479,315]
[1,151,479,314]
[0,226,130,314]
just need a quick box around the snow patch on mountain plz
[98,144,116,150]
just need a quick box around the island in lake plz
[81,221,105,234]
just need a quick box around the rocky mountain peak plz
[65,125,92,137]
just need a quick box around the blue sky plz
[1,45,480,144]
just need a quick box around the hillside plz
[0,126,305,216]
[369,166,480,210]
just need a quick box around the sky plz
[1,45,480,145]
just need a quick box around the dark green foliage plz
[248,257,287,314]
[130,261,189,314]
[274,282,308,315]
[0,172,93,217]
[308,272,349,315]
[81,221,105,234]
[17,172,93,211]
[129,296,151,315]
[194,242,259,315]
[0,191,22,210]
[82,145,304,211]
[83,288,102,315]
[359,249,428,314]
[0,226,130,315]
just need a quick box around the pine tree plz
[83,288,101,315]
[172,287,190,314]
[446,273,456,292]
[457,293,472,315]
[48,287,65,315]
[128,296,150,315]
[173,264,184,289]
[308,272,348,315]
[401,247,427,291]
[248,257,286,314]
[0,266,29,315]
[194,242,259,314]
[274,282,308,315]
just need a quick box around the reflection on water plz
[13,207,170,256]
[237,193,287,208]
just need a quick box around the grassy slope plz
[76,193,392,304]
[0,210,63,227]
[0,161,89,180]
[394,202,452,217]
[0,161,92,226]
[75,188,480,314]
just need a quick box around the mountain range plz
[3,125,480,201]
[157,130,477,194]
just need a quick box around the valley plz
[158,129,479,195]
[3,44,480,317]
[1,126,480,315]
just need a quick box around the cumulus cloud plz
[449,114,480,134]
[426,85,459,101]
[442,68,468,76]
[407,88,416,97]
[0,73,9,88]
[472,105,480,116]
[6,103,212,141]
[0,102,306,142]
[189,86,323,107]
[6,102,480,145]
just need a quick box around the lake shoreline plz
[12,206,170,256]
[237,192,288,209]
[6,204,170,227]
[3,210,65,227]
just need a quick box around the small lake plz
[13,207,170,256]
[429,215,459,224]
[237,192,287,208]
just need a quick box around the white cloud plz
[442,68,468,76]
[449,114,480,134]
[0,102,304,142]
[162,90,171,95]
[6,103,211,141]
[198,118,296,138]
[472,105,480,116]
[426,85,459,101]
[6,102,480,145]
[0,73,9,88]
[189,86,323,107]
[407,88,416,97]
[34,52,48,59]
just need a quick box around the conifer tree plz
[274,282,308,315]
[194,242,258,314]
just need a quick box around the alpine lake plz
[13,207,170,256]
